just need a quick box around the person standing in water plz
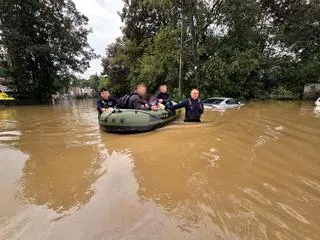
[97,88,116,115]
[168,88,204,122]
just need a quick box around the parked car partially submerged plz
[203,97,245,109]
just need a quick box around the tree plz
[101,38,130,96]
[98,75,109,90]
[261,0,320,94]
[0,0,96,102]
[88,74,100,92]
[102,0,319,100]
[137,27,181,91]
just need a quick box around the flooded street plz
[0,100,319,239]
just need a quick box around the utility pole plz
[179,0,184,96]
[178,0,184,96]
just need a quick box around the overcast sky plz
[73,0,124,78]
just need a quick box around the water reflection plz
[101,131,252,238]
[1,101,104,214]
[0,109,19,145]
[313,106,320,118]
[16,142,103,213]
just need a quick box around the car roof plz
[205,97,233,100]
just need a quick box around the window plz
[226,99,238,105]
[203,99,224,104]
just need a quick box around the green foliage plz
[104,0,319,100]
[261,0,320,90]
[101,38,131,95]
[269,86,299,100]
[71,74,110,95]
[0,67,10,78]
[171,88,184,102]
[137,28,180,91]
[98,76,110,90]
[0,0,96,102]
[88,74,100,92]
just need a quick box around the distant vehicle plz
[0,90,15,105]
[315,97,320,107]
[203,97,245,109]
[0,90,15,101]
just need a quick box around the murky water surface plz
[0,100,319,239]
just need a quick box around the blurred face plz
[100,90,110,100]
[137,85,147,97]
[190,89,199,100]
[160,85,167,93]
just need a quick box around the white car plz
[203,97,245,109]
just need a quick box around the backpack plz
[116,93,137,109]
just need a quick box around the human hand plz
[102,108,108,112]
[159,99,163,103]
[151,105,158,111]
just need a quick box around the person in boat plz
[128,83,158,111]
[152,85,171,106]
[168,88,204,122]
[97,88,117,114]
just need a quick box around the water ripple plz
[299,177,320,193]
[277,203,310,224]
[242,187,272,205]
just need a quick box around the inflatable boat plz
[99,105,182,133]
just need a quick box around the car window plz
[226,99,238,105]
[203,99,224,104]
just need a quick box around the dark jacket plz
[97,97,116,114]
[170,98,204,122]
[128,92,150,110]
[153,92,170,103]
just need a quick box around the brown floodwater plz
[0,100,319,239]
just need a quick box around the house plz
[69,87,95,98]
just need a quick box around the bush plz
[171,88,184,102]
[269,86,299,100]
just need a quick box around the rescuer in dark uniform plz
[168,88,204,122]
[97,88,116,115]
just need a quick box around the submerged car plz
[203,97,244,109]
